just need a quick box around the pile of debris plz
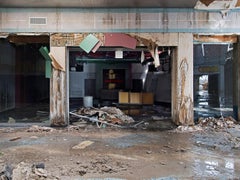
[0,162,58,180]
[198,116,238,129]
[174,116,238,133]
[26,125,56,133]
[70,106,134,127]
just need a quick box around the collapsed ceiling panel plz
[79,34,99,53]
[104,33,137,49]
[195,0,240,10]
[199,0,215,6]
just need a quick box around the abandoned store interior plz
[1,0,240,127]
[0,34,235,126]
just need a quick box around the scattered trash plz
[26,125,55,133]
[174,116,238,132]
[146,150,152,154]
[9,136,21,141]
[1,162,58,180]
[152,116,169,121]
[131,120,145,128]
[72,140,94,150]
[198,116,238,129]
[33,163,45,169]
[0,164,13,180]
[70,106,134,128]
[8,117,15,124]
[175,125,203,132]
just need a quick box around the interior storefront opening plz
[0,36,50,123]
[194,43,234,121]
[68,46,173,125]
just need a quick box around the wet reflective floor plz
[0,125,240,179]
[194,90,234,122]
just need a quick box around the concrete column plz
[172,33,194,125]
[233,39,240,120]
[219,65,225,103]
[49,46,68,126]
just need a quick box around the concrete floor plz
[0,123,240,179]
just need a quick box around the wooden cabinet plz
[119,92,154,105]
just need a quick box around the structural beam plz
[49,41,68,126]
[233,37,240,120]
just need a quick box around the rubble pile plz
[198,116,238,129]
[1,162,58,180]
[75,106,134,125]
[175,125,203,132]
[26,125,56,133]
[174,116,238,133]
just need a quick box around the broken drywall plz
[196,0,239,10]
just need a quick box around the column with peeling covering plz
[172,33,194,125]
[49,35,68,126]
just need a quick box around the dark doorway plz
[0,35,50,123]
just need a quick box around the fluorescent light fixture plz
[115,50,123,59]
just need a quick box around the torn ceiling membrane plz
[104,33,137,49]
[195,0,240,10]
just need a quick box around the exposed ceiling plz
[0,0,199,8]
[0,0,239,10]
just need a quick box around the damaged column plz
[233,36,240,121]
[172,33,194,125]
[49,36,68,126]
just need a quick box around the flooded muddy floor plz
[0,121,240,180]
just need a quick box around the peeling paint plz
[180,58,188,98]
[196,0,238,10]
[51,116,66,126]
[179,96,194,125]
[177,58,194,125]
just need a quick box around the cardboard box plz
[130,92,142,104]
[142,93,154,105]
[118,92,129,104]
